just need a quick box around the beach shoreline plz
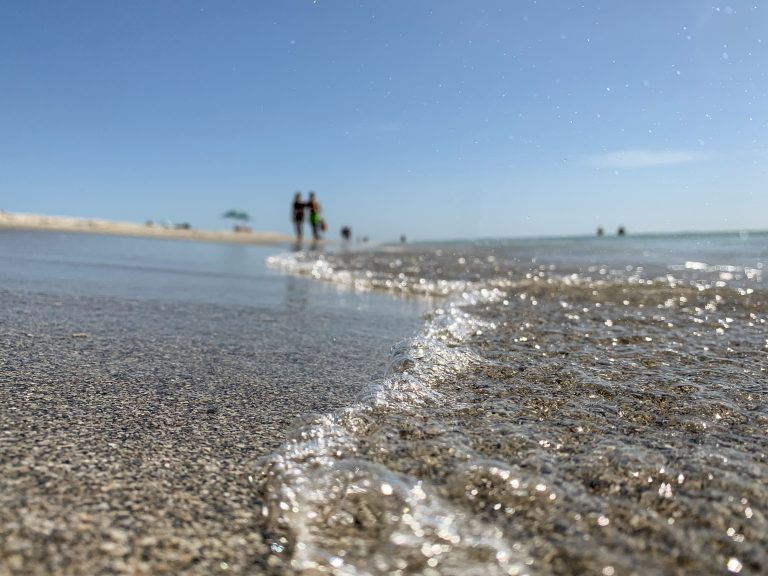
[0,211,294,245]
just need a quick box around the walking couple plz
[292,191,325,242]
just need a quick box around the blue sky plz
[1,1,766,241]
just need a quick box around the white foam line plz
[266,251,474,296]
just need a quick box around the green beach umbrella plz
[222,209,251,222]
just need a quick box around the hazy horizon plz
[6,208,768,247]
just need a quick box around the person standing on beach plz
[307,191,323,241]
[292,192,305,241]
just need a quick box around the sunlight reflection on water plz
[262,234,768,575]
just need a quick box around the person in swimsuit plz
[307,191,322,241]
[292,192,305,240]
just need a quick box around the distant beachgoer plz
[292,192,305,240]
[617,226,626,237]
[341,226,351,241]
[307,191,322,240]
[597,227,604,237]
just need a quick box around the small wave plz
[260,245,768,574]
[267,252,475,297]
[254,277,528,575]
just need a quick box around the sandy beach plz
[0,211,293,245]
[3,231,768,574]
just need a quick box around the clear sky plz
[1,1,766,241]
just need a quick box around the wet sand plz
[0,211,293,245]
[0,285,414,575]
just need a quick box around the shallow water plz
[3,230,767,574]
[262,233,768,575]
[1,231,441,574]
[0,230,431,448]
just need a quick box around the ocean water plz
[262,232,768,575]
[3,230,767,575]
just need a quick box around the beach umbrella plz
[222,209,251,222]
